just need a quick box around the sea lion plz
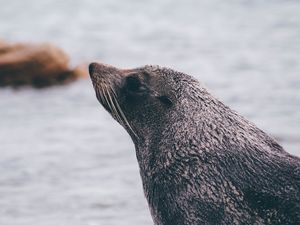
[89,62,300,225]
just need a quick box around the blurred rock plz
[0,41,87,88]
[0,39,7,50]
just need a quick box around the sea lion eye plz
[125,75,145,93]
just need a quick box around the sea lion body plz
[89,63,300,225]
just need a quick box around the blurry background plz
[0,0,299,224]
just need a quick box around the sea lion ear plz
[156,95,173,107]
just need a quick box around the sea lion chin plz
[89,62,300,225]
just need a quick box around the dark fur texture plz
[89,63,300,225]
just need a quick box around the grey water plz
[0,0,300,224]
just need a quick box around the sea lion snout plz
[88,62,122,81]
[89,62,111,78]
[88,62,99,75]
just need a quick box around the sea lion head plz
[89,62,200,143]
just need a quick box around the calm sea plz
[0,0,299,224]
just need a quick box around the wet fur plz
[89,64,300,225]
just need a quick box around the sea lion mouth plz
[89,62,138,138]
[89,64,122,116]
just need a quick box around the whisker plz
[102,86,114,113]
[95,83,138,139]
[98,86,106,104]
[96,88,104,104]
[105,88,123,123]
[110,87,138,139]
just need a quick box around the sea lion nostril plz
[89,62,98,75]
